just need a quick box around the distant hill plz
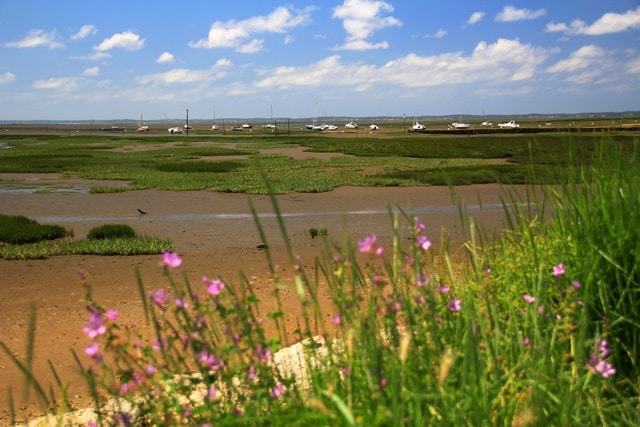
[2,111,638,125]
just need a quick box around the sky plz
[1,0,640,121]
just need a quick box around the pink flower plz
[207,385,217,402]
[270,382,284,399]
[449,299,462,312]
[85,342,102,361]
[83,309,107,339]
[415,273,429,287]
[587,355,616,378]
[552,263,565,276]
[255,346,272,364]
[173,298,189,309]
[522,294,536,304]
[162,251,182,268]
[331,314,341,325]
[247,365,256,382]
[417,235,431,251]
[358,235,377,253]
[106,309,119,320]
[149,289,168,306]
[521,337,530,346]
[203,276,225,296]
[414,217,425,233]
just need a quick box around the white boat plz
[168,127,183,134]
[137,113,149,132]
[211,107,219,130]
[321,123,338,131]
[449,121,472,129]
[242,123,252,130]
[481,121,493,127]
[369,124,379,130]
[498,120,520,129]
[412,121,425,131]
[345,121,358,129]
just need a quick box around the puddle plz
[32,203,506,224]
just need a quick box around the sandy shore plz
[0,178,521,422]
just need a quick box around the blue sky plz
[1,0,639,121]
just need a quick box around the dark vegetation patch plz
[87,224,136,240]
[0,214,69,244]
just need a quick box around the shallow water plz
[33,203,504,224]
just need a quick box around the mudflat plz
[0,179,522,422]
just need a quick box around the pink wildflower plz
[331,314,341,325]
[149,289,168,306]
[587,355,616,378]
[358,235,378,253]
[415,273,429,287]
[162,251,182,268]
[417,235,431,251]
[203,276,225,296]
[83,309,107,339]
[449,299,462,312]
[106,309,119,321]
[552,263,565,276]
[270,382,284,399]
[85,342,102,361]
[522,294,536,304]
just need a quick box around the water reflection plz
[33,203,505,224]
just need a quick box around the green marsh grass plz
[2,135,640,425]
[0,237,173,260]
[2,133,636,193]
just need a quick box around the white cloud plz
[496,6,547,22]
[332,0,401,50]
[545,6,640,35]
[82,67,100,76]
[546,45,632,86]
[156,52,175,64]
[189,6,313,53]
[547,45,606,73]
[137,60,232,85]
[237,39,264,54]
[627,57,640,74]
[71,25,97,41]
[32,77,78,90]
[0,72,16,84]
[254,38,548,90]
[467,12,485,25]
[433,29,447,39]
[94,31,144,51]
[284,35,294,45]
[4,29,64,49]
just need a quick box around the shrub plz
[87,224,136,240]
[0,214,69,244]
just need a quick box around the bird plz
[137,208,147,215]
